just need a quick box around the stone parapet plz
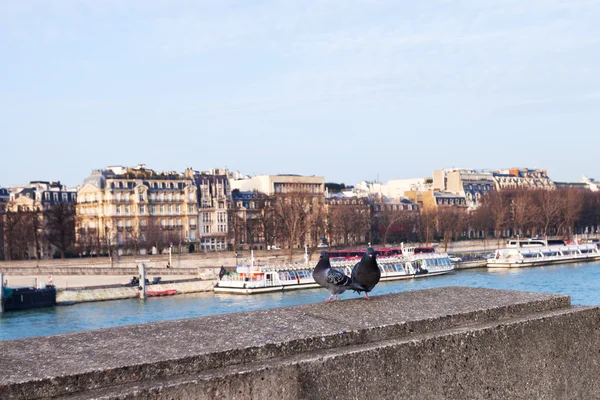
[1,287,599,399]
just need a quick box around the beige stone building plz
[405,190,466,210]
[76,165,198,255]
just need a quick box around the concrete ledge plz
[0,287,595,399]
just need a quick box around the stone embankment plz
[2,287,600,399]
[56,279,216,304]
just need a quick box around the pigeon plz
[313,251,366,302]
[351,247,381,299]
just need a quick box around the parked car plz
[448,256,462,263]
[317,243,329,248]
[269,245,281,250]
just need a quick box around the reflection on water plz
[2,261,600,341]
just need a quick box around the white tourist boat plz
[214,247,455,295]
[487,243,600,268]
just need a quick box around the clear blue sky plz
[1,0,599,188]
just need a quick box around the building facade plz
[186,168,232,251]
[2,181,77,260]
[231,189,269,250]
[0,187,9,260]
[492,168,555,191]
[231,174,324,196]
[433,169,495,209]
[76,165,198,255]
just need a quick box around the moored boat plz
[214,247,454,295]
[1,285,57,312]
[487,243,600,268]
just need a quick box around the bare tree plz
[268,192,314,260]
[373,203,418,246]
[535,190,565,238]
[3,209,34,260]
[44,203,75,259]
[482,191,510,247]
[418,207,437,246]
[556,188,584,239]
[509,189,539,238]
[436,207,467,252]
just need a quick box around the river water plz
[2,261,600,341]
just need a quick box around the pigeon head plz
[320,251,329,260]
[366,247,376,259]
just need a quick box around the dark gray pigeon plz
[313,251,366,302]
[351,247,381,299]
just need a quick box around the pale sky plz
[1,0,599,188]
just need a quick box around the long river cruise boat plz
[487,239,600,268]
[214,247,455,295]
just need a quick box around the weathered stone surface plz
[0,287,593,399]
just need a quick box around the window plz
[126,220,131,227]
[140,219,146,226]
[53,193,58,202]
[190,217,196,226]
[160,205,165,214]
[151,205,156,214]
[139,205,145,214]
[176,205,180,213]
[124,205,130,214]
[176,218,181,226]
[188,205,195,213]
[168,205,173,214]
[62,193,68,202]
[116,206,121,214]
[139,193,144,201]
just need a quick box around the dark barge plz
[1,285,57,312]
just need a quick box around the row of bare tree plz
[1,203,75,261]
[418,188,600,250]
[3,187,600,260]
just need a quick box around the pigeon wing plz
[326,268,352,286]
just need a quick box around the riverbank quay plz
[0,240,498,272]
[56,279,217,304]
[2,287,600,399]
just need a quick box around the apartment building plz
[2,181,77,259]
[76,165,198,254]
[433,169,495,209]
[492,168,555,190]
[185,168,232,251]
[231,174,324,196]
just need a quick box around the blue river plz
[2,261,600,341]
